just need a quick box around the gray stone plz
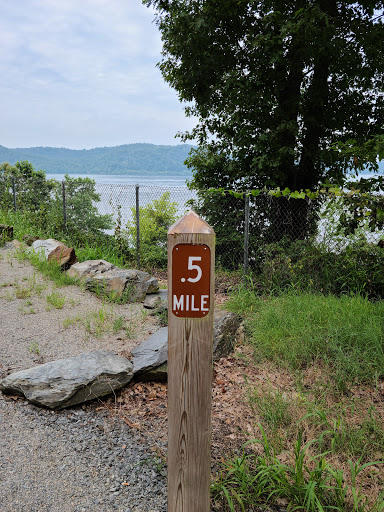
[143,289,168,310]
[85,268,159,302]
[0,350,133,410]
[67,259,115,279]
[146,277,160,294]
[131,327,168,379]
[212,309,242,361]
[29,239,64,259]
[132,310,241,381]
[139,362,168,382]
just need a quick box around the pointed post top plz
[168,210,214,235]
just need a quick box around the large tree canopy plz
[144,0,384,191]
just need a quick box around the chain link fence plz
[1,177,384,293]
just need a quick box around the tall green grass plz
[212,426,384,512]
[228,289,384,392]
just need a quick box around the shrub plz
[126,191,178,267]
[252,239,384,298]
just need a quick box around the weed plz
[28,341,40,355]
[19,304,36,315]
[63,306,131,338]
[15,285,32,299]
[212,425,384,512]
[112,315,124,333]
[46,290,66,309]
[249,387,292,431]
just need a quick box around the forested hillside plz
[0,143,195,174]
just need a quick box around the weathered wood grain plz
[167,211,215,512]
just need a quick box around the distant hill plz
[0,143,196,175]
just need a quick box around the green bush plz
[126,191,178,268]
[0,162,113,244]
[252,238,384,298]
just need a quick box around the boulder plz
[3,239,25,251]
[48,244,77,268]
[213,310,242,361]
[0,224,13,240]
[143,289,168,313]
[28,239,77,268]
[67,259,115,279]
[131,327,168,380]
[132,310,242,381]
[85,268,159,302]
[29,239,64,259]
[0,350,133,410]
[146,276,160,294]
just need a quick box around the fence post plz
[12,177,16,211]
[243,191,250,282]
[62,180,67,231]
[135,184,140,269]
[167,210,215,512]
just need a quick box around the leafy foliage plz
[146,0,384,239]
[0,161,113,243]
[249,238,384,298]
[126,191,178,267]
[52,175,113,240]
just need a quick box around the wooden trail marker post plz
[167,210,215,512]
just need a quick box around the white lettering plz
[173,295,210,313]
[191,295,199,311]
[173,295,184,311]
[201,295,209,311]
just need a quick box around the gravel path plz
[0,245,167,512]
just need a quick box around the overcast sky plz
[0,0,196,149]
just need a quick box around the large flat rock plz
[0,350,133,410]
[132,310,241,381]
[131,327,168,379]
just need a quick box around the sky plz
[0,0,197,149]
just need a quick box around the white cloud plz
[0,0,196,148]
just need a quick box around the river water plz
[46,173,197,231]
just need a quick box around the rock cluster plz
[0,310,241,409]
[68,259,159,302]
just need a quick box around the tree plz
[0,160,55,213]
[52,175,113,239]
[144,0,384,241]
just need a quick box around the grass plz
[76,241,130,268]
[63,305,131,338]
[228,289,384,393]
[15,249,78,287]
[46,290,66,309]
[212,288,384,511]
[212,426,384,512]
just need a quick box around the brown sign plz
[172,244,211,318]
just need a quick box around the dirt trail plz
[0,246,159,379]
[0,246,168,512]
